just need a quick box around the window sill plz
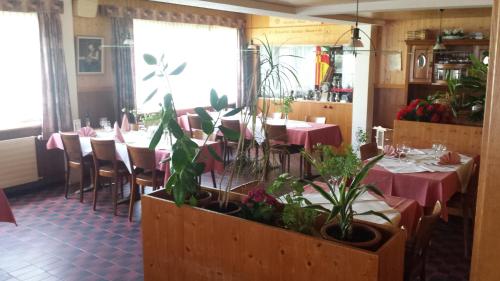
[0,126,41,141]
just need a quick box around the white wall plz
[351,24,375,147]
[61,0,79,119]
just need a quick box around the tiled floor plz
[0,158,472,281]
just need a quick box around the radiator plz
[0,136,39,188]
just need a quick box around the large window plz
[133,20,239,112]
[0,11,43,130]
[267,45,316,91]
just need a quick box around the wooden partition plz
[393,120,483,156]
[142,189,405,281]
[258,98,353,144]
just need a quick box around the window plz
[133,20,239,112]
[0,11,43,130]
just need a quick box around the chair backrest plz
[221,119,241,141]
[265,124,288,142]
[412,201,442,259]
[466,162,480,212]
[60,133,83,163]
[272,112,282,119]
[360,142,379,161]
[90,139,118,171]
[127,146,156,172]
[187,114,202,130]
[305,116,327,124]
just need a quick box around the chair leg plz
[93,174,99,211]
[79,167,85,203]
[64,167,71,199]
[299,155,303,179]
[211,170,217,188]
[112,176,119,216]
[462,195,470,258]
[420,259,426,281]
[128,179,137,222]
[287,154,291,173]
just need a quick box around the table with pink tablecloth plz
[363,166,460,219]
[284,122,342,150]
[0,189,16,225]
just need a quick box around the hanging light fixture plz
[433,9,446,51]
[333,0,375,56]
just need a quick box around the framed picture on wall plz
[76,36,103,74]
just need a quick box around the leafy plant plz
[142,53,241,206]
[397,98,452,123]
[268,173,318,234]
[278,95,294,119]
[307,145,362,184]
[240,188,280,224]
[301,148,390,241]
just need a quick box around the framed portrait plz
[76,36,104,74]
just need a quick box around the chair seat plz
[68,155,93,168]
[98,162,128,177]
[135,170,165,186]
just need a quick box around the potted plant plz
[300,145,390,249]
[397,97,452,124]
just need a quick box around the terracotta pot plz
[320,222,382,250]
[205,201,241,216]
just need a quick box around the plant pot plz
[205,200,241,215]
[188,190,213,207]
[320,221,382,250]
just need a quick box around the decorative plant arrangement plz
[277,95,294,120]
[442,28,465,39]
[397,98,452,123]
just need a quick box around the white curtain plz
[0,11,43,130]
[133,19,239,112]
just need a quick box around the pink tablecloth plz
[190,139,224,174]
[0,189,16,225]
[285,122,342,150]
[363,166,460,220]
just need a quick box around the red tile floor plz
[1,166,472,281]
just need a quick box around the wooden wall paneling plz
[77,91,116,127]
[373,87,406,129]
[393,120,482,156]
[470,1,500,280]
[142,189,405,281]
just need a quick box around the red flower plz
[430,113,441,123]
[243,188,278,206]
[409,99,422,108]
[416,107,425,117]
[426,105,435,112]
[396,109,407,120]
[436,104,446,113]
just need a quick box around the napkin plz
[114,122,125,143]
[383,145,396,156]
[121,114,130,132]
[439,151,461,165]
[78,126,97,137]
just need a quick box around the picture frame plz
[76,36,104,74]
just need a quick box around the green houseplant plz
[301,146,390,248]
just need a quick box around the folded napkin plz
[114,122,125,143]
[383,145,396,156]
[78,126,97,137]
[121,114,130,132]
[439,151,461,165]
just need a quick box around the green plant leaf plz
[194,107,213,122]
[207,145,223,162]
[143,71,156,81]
[307,181,335,205]
[355,210,392,224]
[216,95,228,111]
[362,184,384,197]
[191,162,206,175]
[173,184,185,206]
[143,89,158,104]
[172,149,189,170]
[169,62,187,75]
[201,120,214,135]
[168,119,184,139]
[223,107,243,117]
[148,123,164,150]
[350,153,384,189]
[210,89,219,110]
[218,125,240,141]
[143,54,157,65]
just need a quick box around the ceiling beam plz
[297,0,493,16]
[153,0,384,25]
[319,14,386,26]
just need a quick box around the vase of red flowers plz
[397,98,452,123]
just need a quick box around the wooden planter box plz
[141,189,405,281]
[393,120,483,155]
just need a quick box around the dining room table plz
[363,148,476,220]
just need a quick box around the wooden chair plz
[127,146,167,222]
[360,142,380,161]
[265,124,303,177]
[60,133,93,202]
[404,201,442,281]
[231,180,262,194]
[90,139,129,216]
[271,112,282,119]
[187,114,202,138]
[447,162,480,257]
[305,116,327,124]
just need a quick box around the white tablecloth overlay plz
[376,149,474,193]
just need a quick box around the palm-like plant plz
[302,147,390,241]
